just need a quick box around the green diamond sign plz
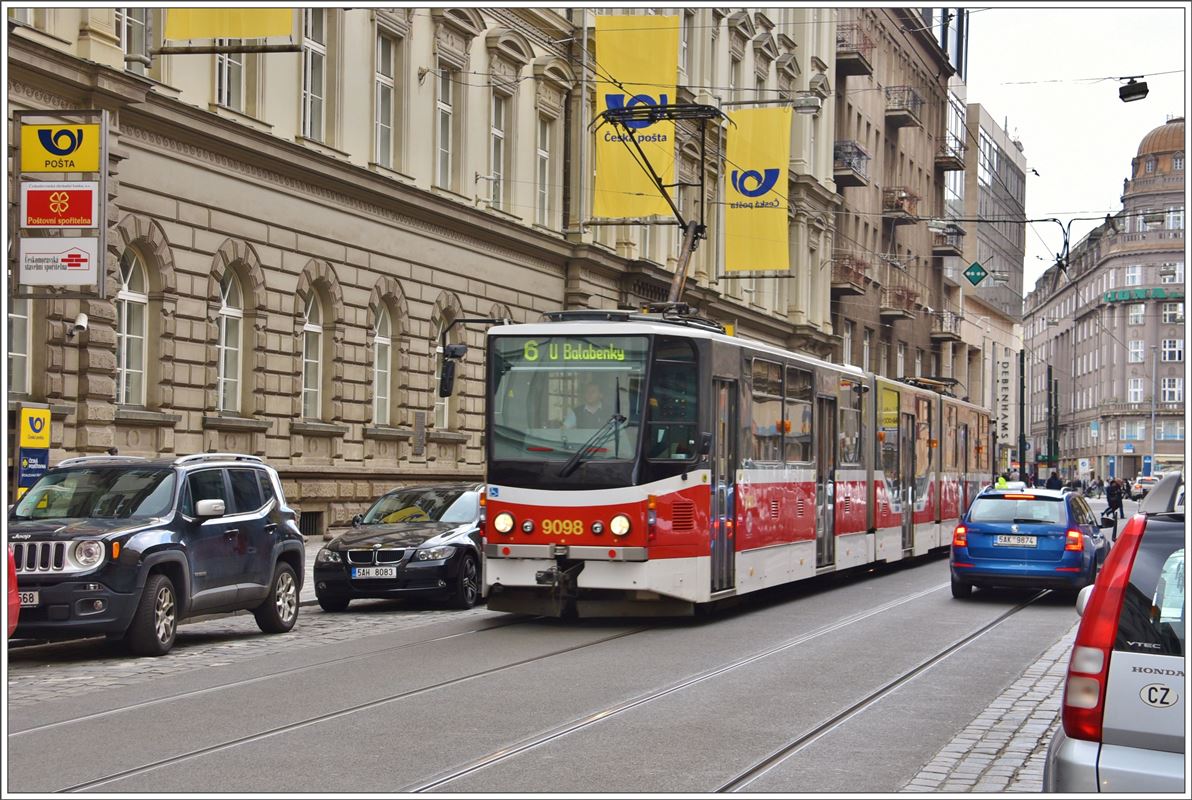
[964,261,988,286]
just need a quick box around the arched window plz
[217,271,244,413]
[116,249,148,405]
[434,316,458,429]
[302,294,323,419]
[373,305,392,426]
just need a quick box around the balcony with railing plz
[835,24,874,77]
[932,229,964,257]
[930,309,963,341]
[833,140,871,188]
[885,86,924,129]
[882,187,921,224]
[935,135,966,171]
[879,265,918,320]
[830,251,870,296]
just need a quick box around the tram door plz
[815,396,837,568]
[710,379,737,593]
[900,412,916,550]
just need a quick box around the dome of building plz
[1136,116,1184,157]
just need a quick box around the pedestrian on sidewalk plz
[1045,471,1063,490]
[1105,478,1125,519]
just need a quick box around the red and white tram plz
[481,308,991,617]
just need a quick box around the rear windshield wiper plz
[558,414,626,478]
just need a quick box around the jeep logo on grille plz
[1140,683,1179,708]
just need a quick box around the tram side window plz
[944,404,958,470]
[645,338,698,461]
[750,359,783,464]
[916,397,933,479]
[784,366,813,463]
[839,408,861,464]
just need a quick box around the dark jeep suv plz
[9,453,304,656]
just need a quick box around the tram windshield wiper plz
[558,413,626,478]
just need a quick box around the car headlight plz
[74,540,105,568]
[416,546,456,561]
[610,514,631,536]
[493,512,515,534]
[316,548,341,564]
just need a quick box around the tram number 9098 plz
[541,519,585,536]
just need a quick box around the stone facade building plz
[831,7,958,383]
[1023,116,1185,481]
[5,8,840,535]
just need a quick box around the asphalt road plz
[6,542,1085,794]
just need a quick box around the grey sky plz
[964,4,1188,296]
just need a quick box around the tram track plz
[57,624,654,793]
[399,581,951,792]
[10,614,533,739]
[716,590,1050,792]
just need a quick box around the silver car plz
[1044,472,1185,792]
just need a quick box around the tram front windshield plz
[490,335,647,462]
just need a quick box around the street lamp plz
[1149,345,1158,477]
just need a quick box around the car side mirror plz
[195,498,226,518]
[700,432,712,456]
[352,513,364,527]
[1075,584,1095,617]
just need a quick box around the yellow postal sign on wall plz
[19,407,51,449]
[21,125,101,172]
[165,8,294,39]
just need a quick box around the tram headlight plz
[493,512,515,534]
[610,514,632,537]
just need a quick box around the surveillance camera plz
[66,312,88,338]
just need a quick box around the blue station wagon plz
[950,487,1113,598]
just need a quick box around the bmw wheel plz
[450,553,481,609]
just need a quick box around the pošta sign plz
[15,405,51,501]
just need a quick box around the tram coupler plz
[534,559,584,616]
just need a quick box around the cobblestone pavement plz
[7,543,497,708]
[902,621,1078,792]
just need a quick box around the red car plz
[7,546,19,638]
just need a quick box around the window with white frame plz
[436,64,454,189]
[1123,421,1145,440]
[8,296,29,395]
[680,11,693,79]
[433,321,459,429]
[302,9,327,141]
[862,329,871,372]
[1146,157,1156,174]
[729,56,741,102]
[1167,207,1184,230]
[879,341,889,376]
[375,32,396,167]
[116,250,148,406]
[1161,377,1183,403]
[302,294,323,419]
[490,93,507,208]
[1128,303,1145,325]
[1129,377,1143,403]
[1107,420,1117,440]
[897,342,905,376]
[217,272,243,413]
[1162,339,1183,362]
[1173,152,1184,171]
[536,116,552,227]
[1162,302,1184,323]
[1129,340,1145,362]
[1158,420,1185,440]
[915,348,923,377]
[373,305,392,426]
[1125,264,1141,286]
[116,8,150,76]
[842,321,853,365]
[216,40,244,111]
[1160,262,1184,284]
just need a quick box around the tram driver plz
[564,382,607,429]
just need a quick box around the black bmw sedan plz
[313,484,483,611]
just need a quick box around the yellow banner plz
[19,407,51,449]
[20,125,100,173]
[593,15,678,218]
[725,107,791,272]
[165,8,293,39]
